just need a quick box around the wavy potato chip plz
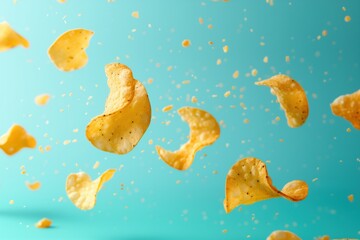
[35,218,52,228]
[0,22,29,52]
[330,89,360,130]
[224,157,308,213]
[48,29,93,71]
[255,74,309,128]
[156,107,220,170]
[266,230,301,240]
[26,181,41,191]
[0,124,36,156]
[66,169,115,210]
[86,63,151,154]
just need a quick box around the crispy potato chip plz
[224,157,308,213]
[330,90,360,130]
[156,107,220,170]
[66,169,116,210]
[86,63,151,154]
[0,124,36,156]
[266,230,301,240]
[255,74,309,128]
[34,94,51,106]
[26,181,41,191]
[48,29,93,71]
[0,21,29,52]
[35,218,52,228]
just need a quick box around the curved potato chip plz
[0,22,29,52]
[224,157,308,213]
[48,29,93,71]
[35,218,52,228]
[156,107,220,170]
[86,63,151,154]
[66,169,115,210]
[26,181,41,191]
[266,230,301,240]
[0,124,36,156]
[255,74,309,128]
[330,89,360,130]
[34,94,51,106]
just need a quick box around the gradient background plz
[0,0,359,239]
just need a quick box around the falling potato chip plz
[36,218,52,228]
[48,29,93,71]
[255,74,309,128]
[86,63,151,154]
[26,181,41,191]
[66,169,116,210]
[34,94,51,106]
[0,21,29,52]
[266,230,301,240]
[330,90,360,130]
[156,107,220,170]
[0,124,36,156]
[224,157,308,213]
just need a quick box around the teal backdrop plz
[0,0,359,239]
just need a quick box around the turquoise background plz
[0,0,359,239]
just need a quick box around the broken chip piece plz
[224,157,308,213]
[255,74,309,128]
[35,218,52,228]
[0,124,36,156]
[0,21,29,52]
[48,29,93,71]
[26,181,41,191]
[266,230,301,240]
[156,107,220,170]
[330,89,360,130]
[66,169,116,210]
[86,63,151,154]
[34,94,51,106]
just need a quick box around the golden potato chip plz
[66,169,115,210]
[330,90,360,130]
[35,218,52,228]
[26,181,41,191]
[266,230,301,240]
[224,157,308,213]
[86,63,151,154]
[156,107,220,170]
[48,29,93,71]
[255,74,309,128]
[0,124,36,156]
[0,21,29,52]
[34,94,51,106]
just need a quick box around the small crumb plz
[222,229,228,234]
[131,11,139,19]
[344,15,351,22]
[251,69,258,77]
[216,59,222,65]
[9,200,14,205]
[224,91,231,98]
[182,39,191,48]
[232,70,239,79]
[322,30,328,37]
[36,218,52,228]
[63,140,71,145]
[312,178,318,182]
[223,45,229,53]
[198,17,204,24]
[162,105,173,112]
[348,194,354,202]
[93,161,100,169]
[175,180,181,184]
[346,128,351,133]
[243,118,250,124]
[285,55,290,62]
[207,24,213,29]
[191,96,198,103]
[263,56,268,63]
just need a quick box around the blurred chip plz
[26,181,41,191]
[0,21,29,52]
[86,63,151,154]
[156,107,220,170]
[330,90,360,130]
[0,124,36,155]
[48,29,93,71]
[34,94,51,106]
[224,157,308,213]
[35,218,52,228]
[266,230,301,240]
[255,74,309,128]
[66,169,116,210]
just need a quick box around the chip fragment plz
[26,181,41,191]
[255,74,309,128]
[266,230,301,240]
[0,124,36,156]
[0,21,29,52]
[34,94,51,106]
[224,157,308,213]
[86,63,151,154]
[48,29,93,71]
[66,169,116,210]
[156,107,220,170]
[330,90,360,130]
[35,218,52,228]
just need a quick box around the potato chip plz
[34,94,50,106]
[35,218,52,228]
[0,124,36,156]
[266,230,301,240]
[156,107,220,170]
[48,29,93,71]
[0,21,29,52]
[86,63,151,154]
[26,181,41,191]
[330,90,360,130]
[224,157,308,213]
[255,74,309,128]
[66,169,115,210]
